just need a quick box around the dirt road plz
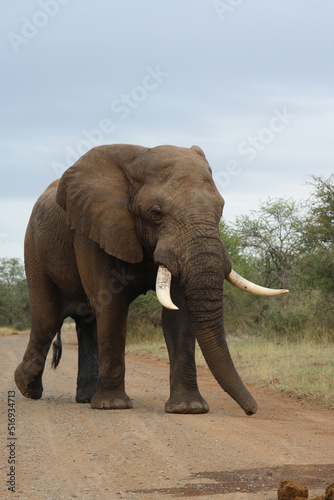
[1,332,333,499]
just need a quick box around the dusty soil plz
[1,332,333,500]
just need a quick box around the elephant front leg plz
[162,293,209,414]
[90,300,132,410]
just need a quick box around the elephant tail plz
[51,330,62,369]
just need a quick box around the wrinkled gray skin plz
[15,144,257,415]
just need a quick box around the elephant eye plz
[150,207,163,221]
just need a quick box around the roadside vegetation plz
[1,175,333,406]
[0,258,30,330]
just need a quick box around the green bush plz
[252,292,334,342]
[127,291,163,344]
[262,306,308,338]
[0,258,30,330]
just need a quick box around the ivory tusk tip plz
[273,289,289,296]
[274,288,289,295]
[156,290,179,310]
[165,302,179,311]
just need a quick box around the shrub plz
[0,258,30,330]
[127,291,163,344]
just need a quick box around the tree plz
[219,220,266,330]
[306,175,334,246]
[219,220,248,272]
[0,258,30,329]
[300,175,334,295]
[234,198,305,290]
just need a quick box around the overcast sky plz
[1,0,333,260]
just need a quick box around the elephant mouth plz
[156,265,289,310]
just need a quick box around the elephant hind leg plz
[15,352,48,400]
[74,315,99,403]
[15,275,62,400]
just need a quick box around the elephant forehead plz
[140,146,212,177]
[143,161,216,191]
[171,188,224,214]
[137,178,224,213]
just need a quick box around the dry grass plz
[0,326,20,335]
[226,338,334,408]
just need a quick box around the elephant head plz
[57,144,288,415]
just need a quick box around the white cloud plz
[0,199,35,260]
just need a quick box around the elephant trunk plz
[195,326,257,415]
[184,265,258,415]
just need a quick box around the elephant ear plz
[56,144,147,263]
[190,145,212,175]
[190,145,206,158]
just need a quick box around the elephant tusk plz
[226,269,289,297]
[156,266,179,310]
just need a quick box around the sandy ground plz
[0,331,333,500]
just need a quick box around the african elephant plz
[15,144,287,415]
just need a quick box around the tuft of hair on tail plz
[51,330,62,369]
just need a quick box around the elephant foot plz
[91,390,132,410]
[165,392,209,414]
[14,362,43,400]
[76,381,98,404]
